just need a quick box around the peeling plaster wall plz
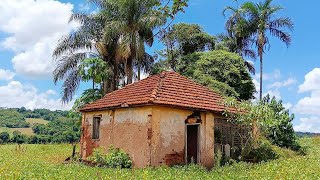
[151,106,193,166]
[80,107,152,168]
[151,106,215,168]
[80,105,216,168]
[200,112,215,168]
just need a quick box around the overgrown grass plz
[0,127,34,136]
[0,137,319,179]
[25,118,49,125]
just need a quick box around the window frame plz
[92,116,101,140]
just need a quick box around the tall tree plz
[53,12,120,102]
[101,0,166,84]
[225,0,293,100]
[53,0,188,103]
[157,23,216,71]
[177,50,256,100]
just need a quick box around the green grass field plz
[0,137,319,179]
[0,127,34,136]
[25,118,49,126]
[0,118,49,136]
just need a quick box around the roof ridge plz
[148,72,166,103]
[101,73,160,98]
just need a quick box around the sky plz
[0,0,319,132]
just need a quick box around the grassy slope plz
[0,118,49,136]
[25,118,49,126]
[0,138,319,179]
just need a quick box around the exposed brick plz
[164,150,185,166]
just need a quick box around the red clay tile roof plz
[80,71,227,112]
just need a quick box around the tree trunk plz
[137,63,141,81]
[103,79,108,95]
[259,51,263,101]
[126,56,133,84]
[71,143,76,158]
[111,63,118,91]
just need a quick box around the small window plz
[92,117,101,139]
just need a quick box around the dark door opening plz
[186,124,199,163]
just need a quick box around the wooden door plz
[186,124,199,163]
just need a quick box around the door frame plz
[185,123,200,164]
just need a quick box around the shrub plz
[105,146,132,168]
[88,148,107,166]
[88,145,132,168]
[0,132,10,143]
[260,95,301,151]
[11,131,27,144]
[244,138,278,163]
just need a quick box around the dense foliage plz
[0,108,69,128]
[260,95,300,150]
[20,108,69,121]
[178,50,256,100]
[0,108,80,144]
[152,23,256,100]
[156,23,216,71]
[31,117,80,144]
[0,109,29,128]
[223,95,303,156]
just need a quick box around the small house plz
[79,71,246,168]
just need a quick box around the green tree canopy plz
[157,23,216,71]
[177,50,256,100]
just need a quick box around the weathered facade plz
[80,71,237,168]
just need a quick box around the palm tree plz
[101,0,166,84]
[226,0,293,100]
[222,5,257,74]
[135,53,155,81]
[53,9,121,103]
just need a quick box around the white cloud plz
[253,78,260,92]
[283,102,293,110]
[294,68,320,115]
[293,68,320,132]
[268,78,297,89]
[0,81,73,110]
[263,89,281,100]
[0,69,15,81]
[294,91,320,115]
[0,0,77,78]
[294,116,320,133]
[255,69,282,82]
[298,68,320,93]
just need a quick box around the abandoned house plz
[79,71,248,168]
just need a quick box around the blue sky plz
[0,0,319,132]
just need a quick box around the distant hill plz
[0,107,69,128]
[0,107,80,144]
[296,132,320,137]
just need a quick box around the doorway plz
[186,124,200,164]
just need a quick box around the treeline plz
[0,107,80,144]
[0,107,70,128]
[296,132,320,137]
[0,109,28,128]
[17,107,70,121]
[0,116,80,144]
